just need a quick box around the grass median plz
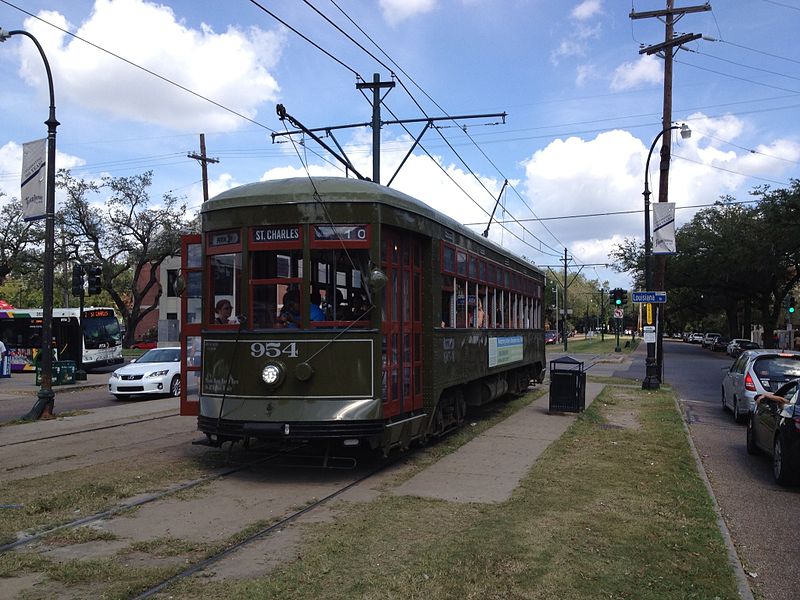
[179,383,738,600]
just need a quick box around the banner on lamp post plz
[20,138,47,222]
[652,202,676,255]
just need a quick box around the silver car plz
[721,349,800,423]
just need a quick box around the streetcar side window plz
[309,249,372,326]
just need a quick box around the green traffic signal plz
[615,298,622,306]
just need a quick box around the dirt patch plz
[605,407,641,430]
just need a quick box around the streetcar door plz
[180,234,202,416]
[381,229,424,418]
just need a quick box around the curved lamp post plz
[1,28,59,419]
[642,123,690,390]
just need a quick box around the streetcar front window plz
[310,249,372,326]
[209,253,241,325]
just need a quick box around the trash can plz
[35,361,77,386]
[548,356,586,413]
[56,360,76,385]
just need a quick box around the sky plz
[0,0,798,291]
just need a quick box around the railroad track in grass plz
[131,453,396,600]
[0,411,181,449]
[0,445,305,554]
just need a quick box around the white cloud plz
[552,1,604,66]
[17,0,284,132]
[575,64,597,87]
[380,0,438,25]
[551,39,586,64]
[610,55,662,91]
[572,0,603,20]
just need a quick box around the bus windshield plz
[83,314,122,349]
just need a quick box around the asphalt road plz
[660,340,798,600]
[0,362,134,422]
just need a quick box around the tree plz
[57,170,190,346]
[0,192,45,286]
[611,181,800,345]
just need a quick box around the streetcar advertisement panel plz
[488,336,524,368]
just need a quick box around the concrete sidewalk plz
[394,381,604,503]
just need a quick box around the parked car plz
[727,338,760,358]
[689,332,704,344]
[721,349,800,423]
[544,330,559,344]
[712,336,730,352]
[108,347,181,400]
[747,379,800,485]
[131,340,158,350]
[702,333,721,349]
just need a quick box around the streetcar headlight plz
[261,362,284,386]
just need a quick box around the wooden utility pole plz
[188,133,219,202]
[631,1,711,380]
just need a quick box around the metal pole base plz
[642,356,660,390]
[22,388,55,421]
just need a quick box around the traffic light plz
[87,265,102,295]
[620,289,628,306]
[71,264,84,297]
[610,288,622,306]
[789,296,796,315]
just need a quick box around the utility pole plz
[631,0,710,381]
[356,74,395,185]
[188,133,219,202]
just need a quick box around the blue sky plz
[1,0,798,289]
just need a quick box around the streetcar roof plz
[204,177,543,277]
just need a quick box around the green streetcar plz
[179,177,546,454]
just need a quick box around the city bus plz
[0,307,123,372]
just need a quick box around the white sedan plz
[108,347,181,400]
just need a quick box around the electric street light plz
[1,28,60,419]
[642,123,690,390]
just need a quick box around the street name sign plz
[632,291,667,303]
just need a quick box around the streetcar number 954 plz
[250,342,299,358]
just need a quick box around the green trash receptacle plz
[36,361,77,385]
[56,360,76,385]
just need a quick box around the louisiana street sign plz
[632,291,667,303]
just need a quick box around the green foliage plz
[612,181,800,339]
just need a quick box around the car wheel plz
[746,416,759,455]
[772,434,796,486]
[170,375,181,397]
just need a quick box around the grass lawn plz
[172,384,739,600]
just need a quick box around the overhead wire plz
[324,0,565,259]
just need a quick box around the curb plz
[675,395,755,600]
